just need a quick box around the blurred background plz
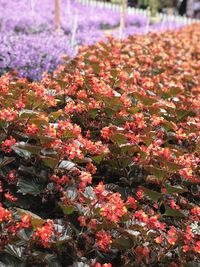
[100,0,200,18]
[0,0,199,81]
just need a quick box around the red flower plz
[77,90,87,99]
[167,237,177,245]
[0,108,18,122]
[182,245,189,252]
[1,136,16,153]
[159,147,171,160]
[21,213,31,224]
[155,235,163,244]
[15,100,25,110]
[4,192,17,202]
[45,125,57,138]
[33,220,54,247]
[101,127,111,140]
[0,204,12,223]
[77,216,86,227]
[51,174,69,185]
[79,171,92,184]
[191,206,200,216]
[150,114,164,127]
[95,263,112,267]
[26,124,39,134]
[7,170,16,182]
[86,162,97,174]
[126,196,137,209]
[96,231,112,252]
[63,143,84,160]
[134,210,149,223]
[100,192,127,223]
[169,200,180,210]
[136,189,144,200]
[194,241,200,254]
[94,182,107,198]
[168,227,177,237]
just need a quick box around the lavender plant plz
[0,0,185,80]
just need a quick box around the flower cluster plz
[33,220,55,247]
[0,24,199,266]
[100,192,127,223]
[96,231,112,252]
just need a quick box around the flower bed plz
[0,24,199,266]
[0,0,185,81]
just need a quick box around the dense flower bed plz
[0,0,185,81]
[0,24,200,266]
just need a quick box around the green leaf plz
[104,108,116,116]
[62,129,76,139]
[19,109,38,118]
[119,144,137,154]
[50,110,63,121]
[113,237,133,250]
[0,157,15,168]
[133,93,157,105]
[5,244,24,260]
[88,109,98,119]
[163,205,186,218]
[39,135,56,145]
[18,228,33,241]
[0,254,25,267]
[154,55,162,62]
[58,160,76,170]
[164,183,187,194]
[45,255,62,267]
[163,121,176,131]
[141,187,162,202]
[110,133,128,145]
[12,144,31,158]
[142,97,157,106]
[91,62,100,74]
[17,177,43,196]
[153,68,164,75]
[29,117,49,126]
[40,156,59,169]
[73,157,92,164]
[176,109,190,120]
[138,148,147,161]
[123,229,141,241]
[101,96,123,111]
[126,77,135,85]
[110,69,118,78]
[165,161,182,172]
[183,74,193,82]
[123,67,132,75]
[128,106,140,114]
[16,142,40,155]
[91,154,105,164]
[66,187,78,201]
[61,205,75,215]
[168,87,182,97]
[56,80,68,89]
[144,166,167,180]
[26,93,44,109]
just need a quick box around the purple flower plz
[0,0,185,80]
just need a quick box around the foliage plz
[0,25,200,266]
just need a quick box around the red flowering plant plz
[0,24,199,266]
